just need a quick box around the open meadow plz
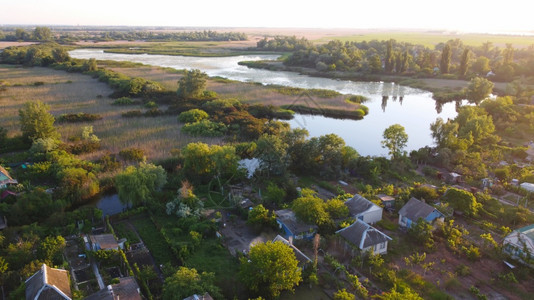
[0,64,220,160]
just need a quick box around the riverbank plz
[238,60,509,96]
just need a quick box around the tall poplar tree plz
[459,48,471,77]
[440,44,452,74]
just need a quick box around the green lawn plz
[130,216,178,265]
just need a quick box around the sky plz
[1,0,533,33]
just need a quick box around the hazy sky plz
[1,0,533,33]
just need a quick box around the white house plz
[336,219,392,255]
[344,194,383,224]
[503,224,534,265]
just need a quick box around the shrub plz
[346,95,368,104]
[69,141,101,155]
[122,110,143,118]
[178,109,209,123]
[144,101,157,108]
[455,264,471,276]
[144,108,163,117]
[112,97,136,105]
[119,148,145,162]
[354,109,365,118]
[181,120,227,137]
[57,113,102,123]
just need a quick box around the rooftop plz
[398,197,443,221]
[89,234,118,250]
[517,224,534,242]
[25,264,72,300]
[85,277,141,300]
[336,219,391,249]
[275,209,317,235]
[376,194,395,202]
[273,235,312,264]
[344,194,381,216]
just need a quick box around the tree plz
[19,101,60,142]
[256,134,289,177]
[472,56,490,75]
[442,187,481,216]
[240,241,302,298]
[33,27,52,41]
[381,124,408,159]
[182,142,238,182]
[0,256,8,300]
[51,47,70,63]
[440,44,451,74]
[369,54,382,73]
[38,236,66,265]
[115,162,167,207]
[325,198,349,219]
[248,204,275,231]
[177,69,208,99]
[292,189,329,225]
[465,77,494,104]
[162,267,221,300]
[385,39,394,72]
[378,284,423,300]
[178,109,209,123]
[334,289,355,300]
[458,49,471,77]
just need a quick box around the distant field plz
[0,64,219,160]
[314,32,534,48]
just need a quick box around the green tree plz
[19,101,60,142]
[334,288,355,300]
[115,162,167,207]
[292,189,329,225]
[379,284,423,300]
[381,124,408,159]
[51,47,70,63]
[442,187,481,216]
[38,236,66,265]
[408,218,435,250]
[385,39,394,72]
[0,256,8,300]
[248,204,275,231]
[178,109,209,123]
[162,267,221,300]
[256,134,289,177]
[33,27,52,41]
[472,56,490,75]
[458,48,471,77]
[177,69,208,99]
[325,198,349,219]
[440,43,451,74]
[369,54,382,73]
[465,77,494,104]
[240,241,302,298]
[182,142,238,182]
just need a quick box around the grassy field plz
[129,216,178,265]
[314,31,534,48]
[105,64,357,110]
[0,64,220,160]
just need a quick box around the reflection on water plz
[94,194,129,216]
[69,49,459,156]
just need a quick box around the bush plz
[68,141,101,155]
[455,264,471,276]
[144,101,158,108]
[346,95,368,104]
[122,110,143,118]
[181,120,227,137]
[57,113,102,123]
[112,97,136,105]
[178,109,209,123]
[119,148,145,162]
[144,108,163,117]
[354,109,365,118]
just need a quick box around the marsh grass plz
[0,65,220,160]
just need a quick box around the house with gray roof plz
[85,277,142,300]
[503,224,534,266]
[183,293,214,300]
[25,264,72,300]
[336,219,392,255]
[398,197,445,229]
[89,234,119,251]
[275,209,317,240]
[273,235,312,266]
[344,194,383,224]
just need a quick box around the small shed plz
[447,172,462,184]
[89,234,119,251]
[376,194,395,209]
[344,194,383,224]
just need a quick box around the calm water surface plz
[70,49,458,156]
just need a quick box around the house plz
[376,194,395,209]
[398,197,445,229]
[503,224,534,266]
[25,264,72,300]
[0,165,17,189]
[275,209,317,240]
[273,235,312,266]
[446,172,462,184]
[336,219,392,255]
[89,234,119,251]
[344,194,382,224]
[520,182,534,193]
[184,293,214,300]
[85,277,142,300]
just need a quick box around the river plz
[69,49,458,156]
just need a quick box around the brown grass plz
[107,65,354,110]
[0,64,220,160]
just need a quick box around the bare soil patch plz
[0,41,37,49]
